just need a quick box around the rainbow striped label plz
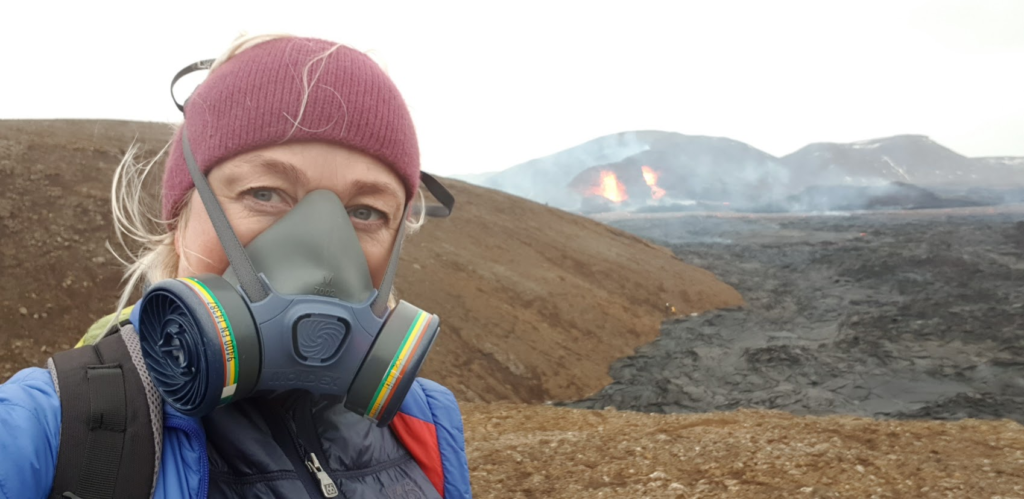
[366,311,432,420]
[180,278,239,403]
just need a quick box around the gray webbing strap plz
[371,205,409,317]
[181,128,270,303]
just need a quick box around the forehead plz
[223,142,405,201]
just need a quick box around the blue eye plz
[244,188,286,205]
[349,207,383,222]
[251,189,276,202]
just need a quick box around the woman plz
[0,34,471,498]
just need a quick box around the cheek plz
[175,192,271,278]
[359,233,397,289]
[176,197,229,277]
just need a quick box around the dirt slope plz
[0,119,744,404]
[462,403,1024,498]
[0,120,174,376]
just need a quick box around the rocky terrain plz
[753,181,988,213]
[570,207,1024,426]
[464,402,1024,498]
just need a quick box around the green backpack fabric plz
[76,306,134,347]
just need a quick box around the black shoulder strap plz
[49,332,157,499]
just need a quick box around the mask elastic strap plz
[171,59,215,112]
[181,128,271,303]
[420,172,455,218]
[370,173,456,317]
[371,205,409,318]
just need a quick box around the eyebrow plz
[348,178,404,203]
[239,154,310,186]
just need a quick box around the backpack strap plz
[47,326,163,499]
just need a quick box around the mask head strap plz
[181,128,271,303]
[419,172,455,219]
[171,59,215,112]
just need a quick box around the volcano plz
[457,131,1024,214]
[456,130,667,210]
[568,134,790,210]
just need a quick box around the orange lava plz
[641,166,667,200]
[595,171,627,203]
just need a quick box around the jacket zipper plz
[306,453,339,497]
[292,394,341,498]
[260,397,340,498]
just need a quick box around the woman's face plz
[174,142,406,288]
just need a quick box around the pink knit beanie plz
[162,37,420,221]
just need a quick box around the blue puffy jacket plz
[0,316,471,498]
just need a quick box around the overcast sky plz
[2,0,1022,175]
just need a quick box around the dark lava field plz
[568,206,1024,424]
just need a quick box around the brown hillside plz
[0,119,743,404]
